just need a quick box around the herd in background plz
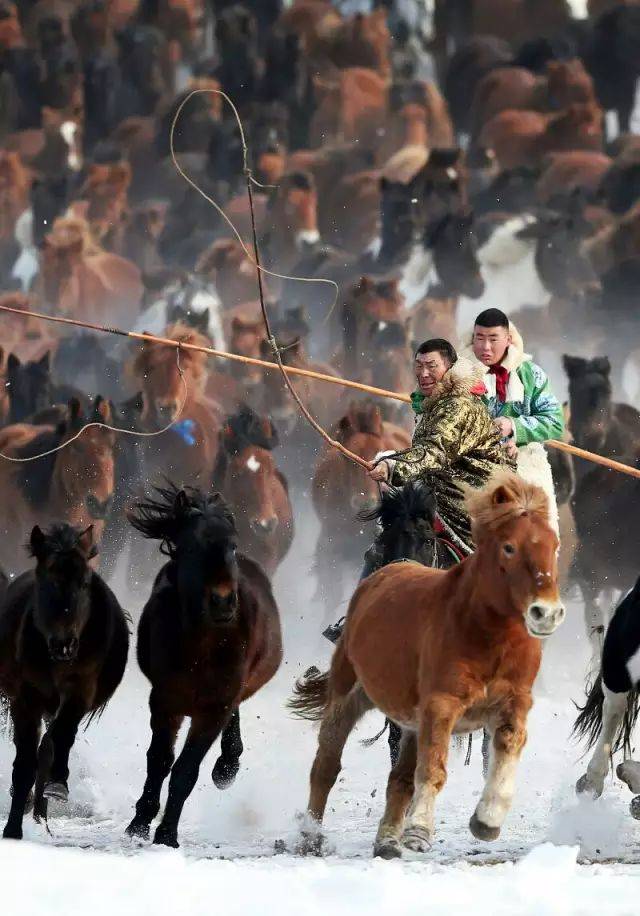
[1,0,640,848]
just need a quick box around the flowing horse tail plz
[573,673,640,756]
[288,641,358,721]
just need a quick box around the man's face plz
[472,324,511,366]
[414,350,450,396]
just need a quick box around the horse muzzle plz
[86,493,113,520]
[48,636,79,662]
[525,600,565,639]
[250,516,279,537]
[208,591,238,624]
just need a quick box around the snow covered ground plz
[1,508,639,914]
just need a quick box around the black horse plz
[358,479,462,764]
[125,483,282,848]
[0,524,129,840]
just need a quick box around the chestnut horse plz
[125,484,282,848]
[131,323,222,488]
[291,472,564,858]
[214,406,294,577]
[0,397,116,576]
[39,215,143,327]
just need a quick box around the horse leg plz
[576,687,627,798]
[388,721,402,768]
[470,708,529,841]
[126,692,183,839]
[153,710,231,848]
[374,729,417,859]
[211,708,243,789]
[3,698,41,840]
[41,696,90,807]
[300,684,373,855]
[401,696,464,852]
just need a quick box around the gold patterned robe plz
[388,361,515,551]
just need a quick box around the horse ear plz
[7,352,20,370]
[77,525,96,558]
[562,354,585,376]
[30,525,46,560]
[93,395,113,424]
[37,351,51,371]
[67,397,83,427]
[175,489,190,513]
[592,356,611,376]
[491,484,513,507]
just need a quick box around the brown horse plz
[214,406,294,577]
[131,323,223,488]
[0,397,116,576]
[125,484,282,848]
[312,401,410,614]
[291,472,564,858]
[39,215,143,326]
[0,522,129,840]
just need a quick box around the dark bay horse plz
[214,406,294,577]
[0,397,117,576]
[0,523,129,840]
[126,484,282,848]
[291,472,563,858]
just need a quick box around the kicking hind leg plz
[374,728,417,859]
[576,687,627,798]
[299,684,373,855]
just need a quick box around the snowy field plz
[1,507,640,915]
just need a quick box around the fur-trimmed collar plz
[460,322,531,375]
[429,357,487,401]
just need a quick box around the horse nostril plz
[530,606,545,622]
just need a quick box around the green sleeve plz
[391,397,469,484]
[513,362,565,446]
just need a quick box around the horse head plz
[466,471,564,639]
[6,351,53,423]
[563,353,612,449]
[424,210,485,300]
[360,479,439,565]
[129,484,240,625]
[29,522,97,662]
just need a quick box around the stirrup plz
[322,617,345,645]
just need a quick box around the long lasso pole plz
[1,302,640,480]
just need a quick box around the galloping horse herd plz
[2,0,640,862]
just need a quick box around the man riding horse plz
[324,337,514,645]
[364,336,515,569]
[461,308,564,532]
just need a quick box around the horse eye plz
[503,543,516,557]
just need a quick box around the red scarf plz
[489,363,509,402]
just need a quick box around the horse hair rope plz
[0,89,638,479]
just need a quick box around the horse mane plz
[335,401,384,440]
[465,470,550,535]
[127,482,236,548]
[222,405,279,453]
[47,215,103,257]
[15,427,65,507]
[27,523,86,557]
[359,479,436,529]
[134,322,210,382]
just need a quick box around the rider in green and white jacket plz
[461,308,564,532]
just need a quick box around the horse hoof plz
[630,796,640,820]
[126,820,150,840]
[617,761,640,794]
[42,782,68,802]
[296,831,325,857]
[401,826,432,853]
[212,756,240,790]
[153,827,179,849]
[576,773,602,798]
[373,838,402,859]
[469,813,501,841]
[2,824,22,841]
